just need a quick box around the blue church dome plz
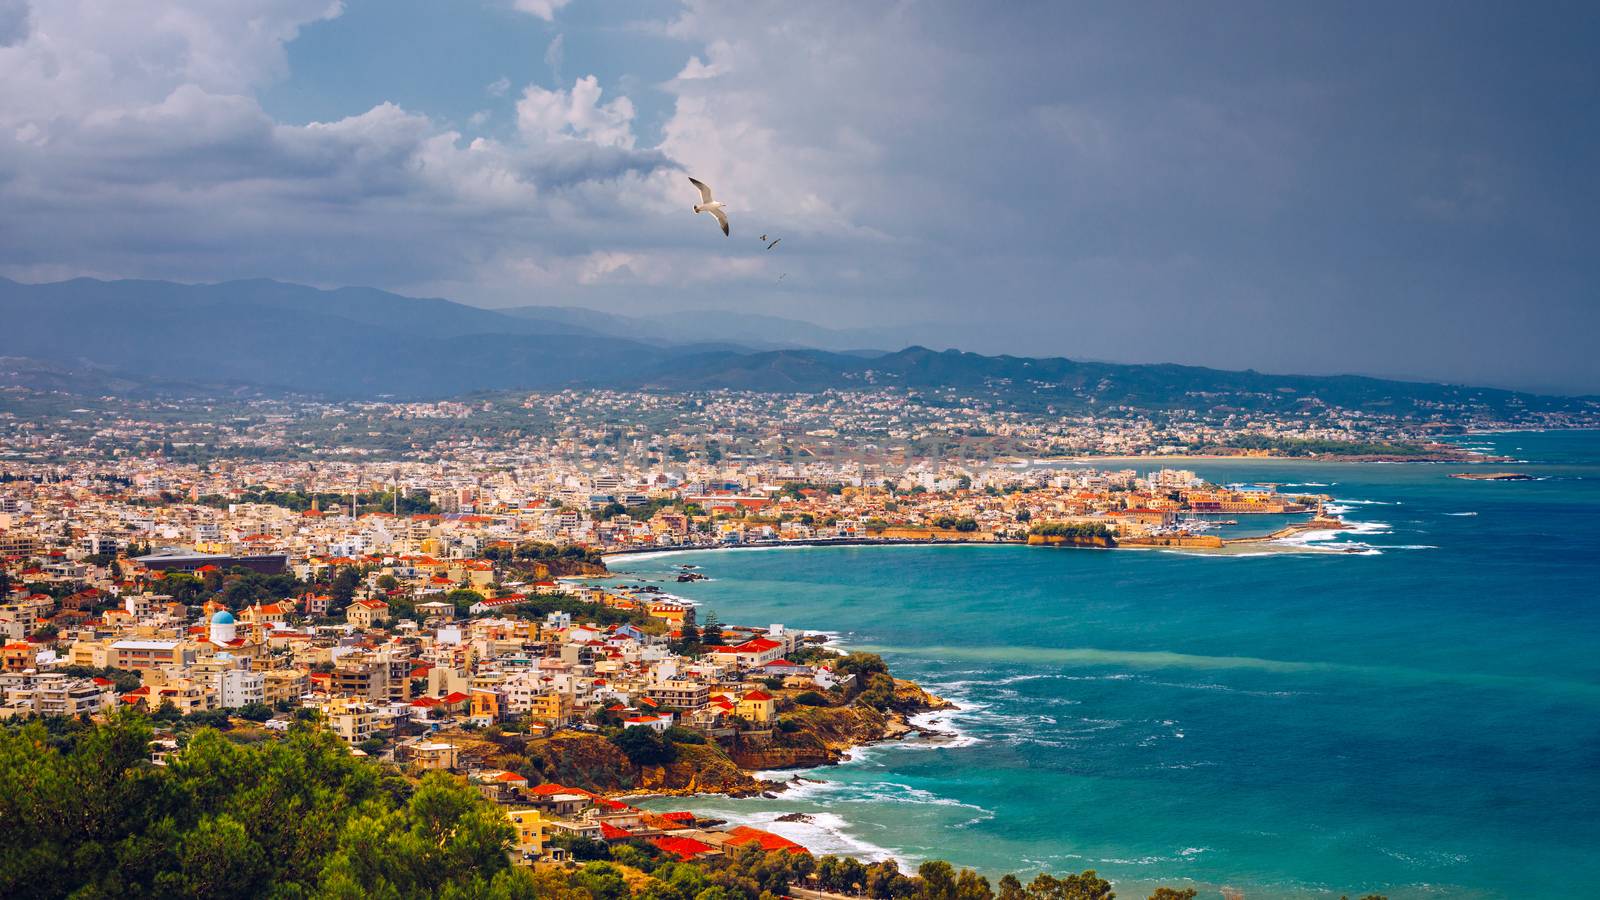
[211,610,236,625]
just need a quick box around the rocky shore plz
[433,679,954,801]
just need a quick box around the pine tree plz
[700,610,724,646]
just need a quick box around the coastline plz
[601,519,1360,565]
[608,681,957,803]
[1029,451,1511,464]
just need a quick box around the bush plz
[184,709,233,730]
[835,652,888,681]
[610,725,678,766]
[665,725,706,745]
[793,691,829,706]
[236,703,273,722]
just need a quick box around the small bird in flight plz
[765,237,782,250]
[777,273,787,281]
[688,177,729,236]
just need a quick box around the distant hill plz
[0,277,673,396]
[633,345,1593,418]
[499,303,901,353]
[0,277,1592,419]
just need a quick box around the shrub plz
[665,725,706,745]
[610,725,678,766]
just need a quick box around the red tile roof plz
[726,825,807,853]
[650,835,717,860]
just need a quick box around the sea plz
[599,429,1600,899]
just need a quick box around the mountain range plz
[0,277,1591,419]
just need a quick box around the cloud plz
[673,39,731,80]
[512,0,571,22]
[0,0,1591,390]
[544,33,564,84]
[0,0,30,47]
[0,1,675,297]
[517,76,637,149]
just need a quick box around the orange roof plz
[726,825,807,853]
[650,835,716,860]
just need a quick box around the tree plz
[236,703,273,722]
[836,652,889,680]
[1024,871,1112,900]
[610,725,678,766]
[1149,891,1198,900]
[316,771,513,897]
[446,589,485,616]
[328,566,361,615]
[917,860,959,900]
[573,861,630,900]
[865,860,914,899]
[700,611,724,646]
[673,619,702,655]
[173,813,270,899]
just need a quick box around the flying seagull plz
[688,177,729,236]
[766,237,782,250]
[758,234,768,241]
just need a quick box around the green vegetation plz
[1208,434,1432,457]
[196,489,439,515]
[509,596,658,631]
[608,725,677,766]
[59,666,142,693]
[0,712,509,899]
[484,542,607,567]
[0,709,1388,900]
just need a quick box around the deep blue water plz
[608,431,1600,899]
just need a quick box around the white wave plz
[1278,482,1331,487]
[1375,544,1438,550]
[905,697,985,749]
[739,809,907,864]
[808,629,851,651]
[1148,680,1302,698]
[1272,518,1390,550]
[1443,511,1478,517]
[1333,498,1398,505]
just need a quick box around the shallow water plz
[609,430,1600,899]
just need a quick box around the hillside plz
[1,277,1594,420]
[0,277,674,396]
[637,345,1594,418]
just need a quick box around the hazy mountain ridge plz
[0,277,1592,419]
[636,346,1594,417]
[500,303,903,352]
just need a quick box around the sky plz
[0,1,1596,393]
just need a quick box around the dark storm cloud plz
[0,1,1595,392]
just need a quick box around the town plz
[0,414,1349,868]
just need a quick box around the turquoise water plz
[606,431,1600,899]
